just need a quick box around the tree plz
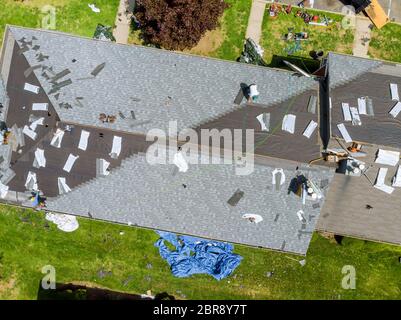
[135,0,228,50]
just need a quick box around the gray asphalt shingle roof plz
[46,151,334,255]
[9,26,317,135]
[328,52,383,88]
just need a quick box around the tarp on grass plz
[154,231,243,280]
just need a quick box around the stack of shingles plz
[374,149,401,194]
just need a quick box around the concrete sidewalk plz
[352,16,372,58]
[245,0,267,44]
[113,0,132,44]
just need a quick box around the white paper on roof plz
[303,120,318,139]
[389,101,401,118]
[375,149,400,166]
[256,113,270,131]
[24,83,39,94]
[32,103,48,111]
[23,125,37,140]
[390,83,399,101]
[25,171,38,191]
[50,129,65,148]
[63,154,79,173]
[357,97,367,115]
[58,177,71,194]
[296,210,306,223]
[242,214,263,224]
[173,152,188,172]
[282,114,296,134]
[350,107,362,126]
[33,148,46,168]
[341,103,352,121]
[374,167,394,194]
[29,117,44,131]
[109,136,122,158]
[78,130,90,151]
[392,165,401,187]
[272,168,285,185]
[337,123,352,143]
[0,181,9,199]
[99,159,110,176]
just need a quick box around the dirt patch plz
[188,28,225,56]
[0,276,19,298]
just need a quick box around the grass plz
[369,22,401,63]
[0,205,400,300]
[260,8,354,65]
[129,0,252,61]
[0,0,119,44]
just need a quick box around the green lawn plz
[0,0,119,44]
[129,0,252,61]
[260,8,354,65]
[0,205,400,299]
[369,22,401,63]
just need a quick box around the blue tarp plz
[154,231,243,280]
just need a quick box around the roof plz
[317,142,401,245]
[2,26,401,253]
[329,53,401,149]
[7,26,317,136]
[45,151,334,255]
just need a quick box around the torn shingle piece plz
[91,62,106,77]
[280,241,286,251]
[374,167,394,194]
[24,83,39,94]
[97,159,110,176]
[307,95,317,114]
[78,130,90,151]
[227,189,244,207]
[48,79,73,94]
[303,120,318,139]
[375,149,400,166]
[0,180,9,199]
[63,154,79,173]
[119,111,126,119]
[18,46,29,55]
[22,125,37,140]
[392,165,401,187]
[50,69,71,83]
[341,103,352,121]
[32,103,48,111]
[24,65,42,78]
[282,114,296,134]
[109,136,122,159]
[29,117,44,131]
[58,177,71,194]
[389,101,401,118]
[50,129,65,148]
[337,123,352,143]
[357,97,367,115]
[390,83,399,101]
[33,148,46,168]
[130,110,136,119]
[256,113,270,132]
[32,45,40,51]
[25,171,38,191]
[350,107,361,126]
[36,53,49,62]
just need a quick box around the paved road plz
[267,0,401,23]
